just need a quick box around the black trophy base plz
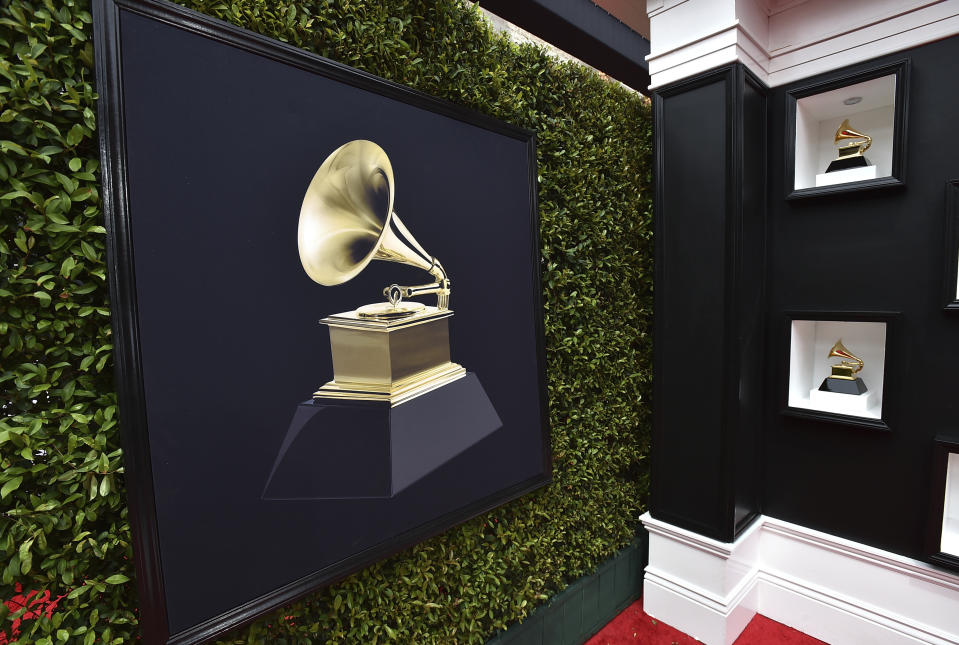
[818,376,868,395]
[825,155,870,173]
[262,372,502,500]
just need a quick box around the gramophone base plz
[314,362,466,406]
[262,372,502,500]
[818,376,868,395]
[318,305,464,406]
[825,154,870,173]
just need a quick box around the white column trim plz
[647,20,742,61]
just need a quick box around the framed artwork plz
[927,436,959,573]
[93,0,551,642]
[784,59,910,199]
[943,180,959,311]
[780,311,899,431]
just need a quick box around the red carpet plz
[585,599,829,645]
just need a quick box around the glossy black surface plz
[652,64,765,542]
[765,40,959,561]
[656,39,959,566]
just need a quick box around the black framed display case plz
[781,311,898,431]
[927,436,959,573]
[943,180,959,312]
[93,0,551,642]
[785,59,910,199]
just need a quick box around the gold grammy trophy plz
[818,339,868,395]
[263,140,500,499]
[298,139,466,405]
[825,119,873,173]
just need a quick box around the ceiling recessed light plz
[844,96,863,106]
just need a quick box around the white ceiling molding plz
[647,0,959,88]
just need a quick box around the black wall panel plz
[653,77,727,536]
[652,65,765,541]
[763,37,959,559]
[732,76,766,535]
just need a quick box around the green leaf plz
[80,240,97,262]
[67,585,91,600]
[66,124,85,146]
[0,140,28,156]
[60,256,77,277]
[105,574,129,585]
[1,476,23,499]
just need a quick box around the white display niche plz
[942,452,959,557]
[787,319,887,420]
[793,74,896,191]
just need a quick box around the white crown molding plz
[646,0,959,88]
[641,513,959,645]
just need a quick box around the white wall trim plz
[646,0,959,88]
[641,513,959,645]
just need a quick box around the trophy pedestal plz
[826,153,871,173]
[815,164,877,187]
[262,373,502,499]
[809,385,873,415]
[315,306,466,406]
[818,375,867,395]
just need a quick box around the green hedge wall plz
[0,0,652,642]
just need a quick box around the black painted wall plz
[652,64,765,542]
[763,37,959,560]
[654,37,959,561]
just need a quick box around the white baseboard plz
[641,513,959,645]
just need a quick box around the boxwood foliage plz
[0,0,652,642]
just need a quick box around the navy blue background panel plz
[115,9,547,635]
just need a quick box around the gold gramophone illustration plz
[825,119,872,173]
[297,139,466,405]
[262,139,502,500]
[818,339,867,395]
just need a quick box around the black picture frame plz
[92,0,551,643]
[943,180,959,311]
[780,310,899,432]
[784,59,910,200]
[926,436,959,573]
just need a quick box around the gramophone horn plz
[833,118,872,153]
[827,339,864,374]
[297,140,450,309]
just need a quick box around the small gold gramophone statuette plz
[825,119,872,173]
[297,139,466,406]
[818,339,867,395]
